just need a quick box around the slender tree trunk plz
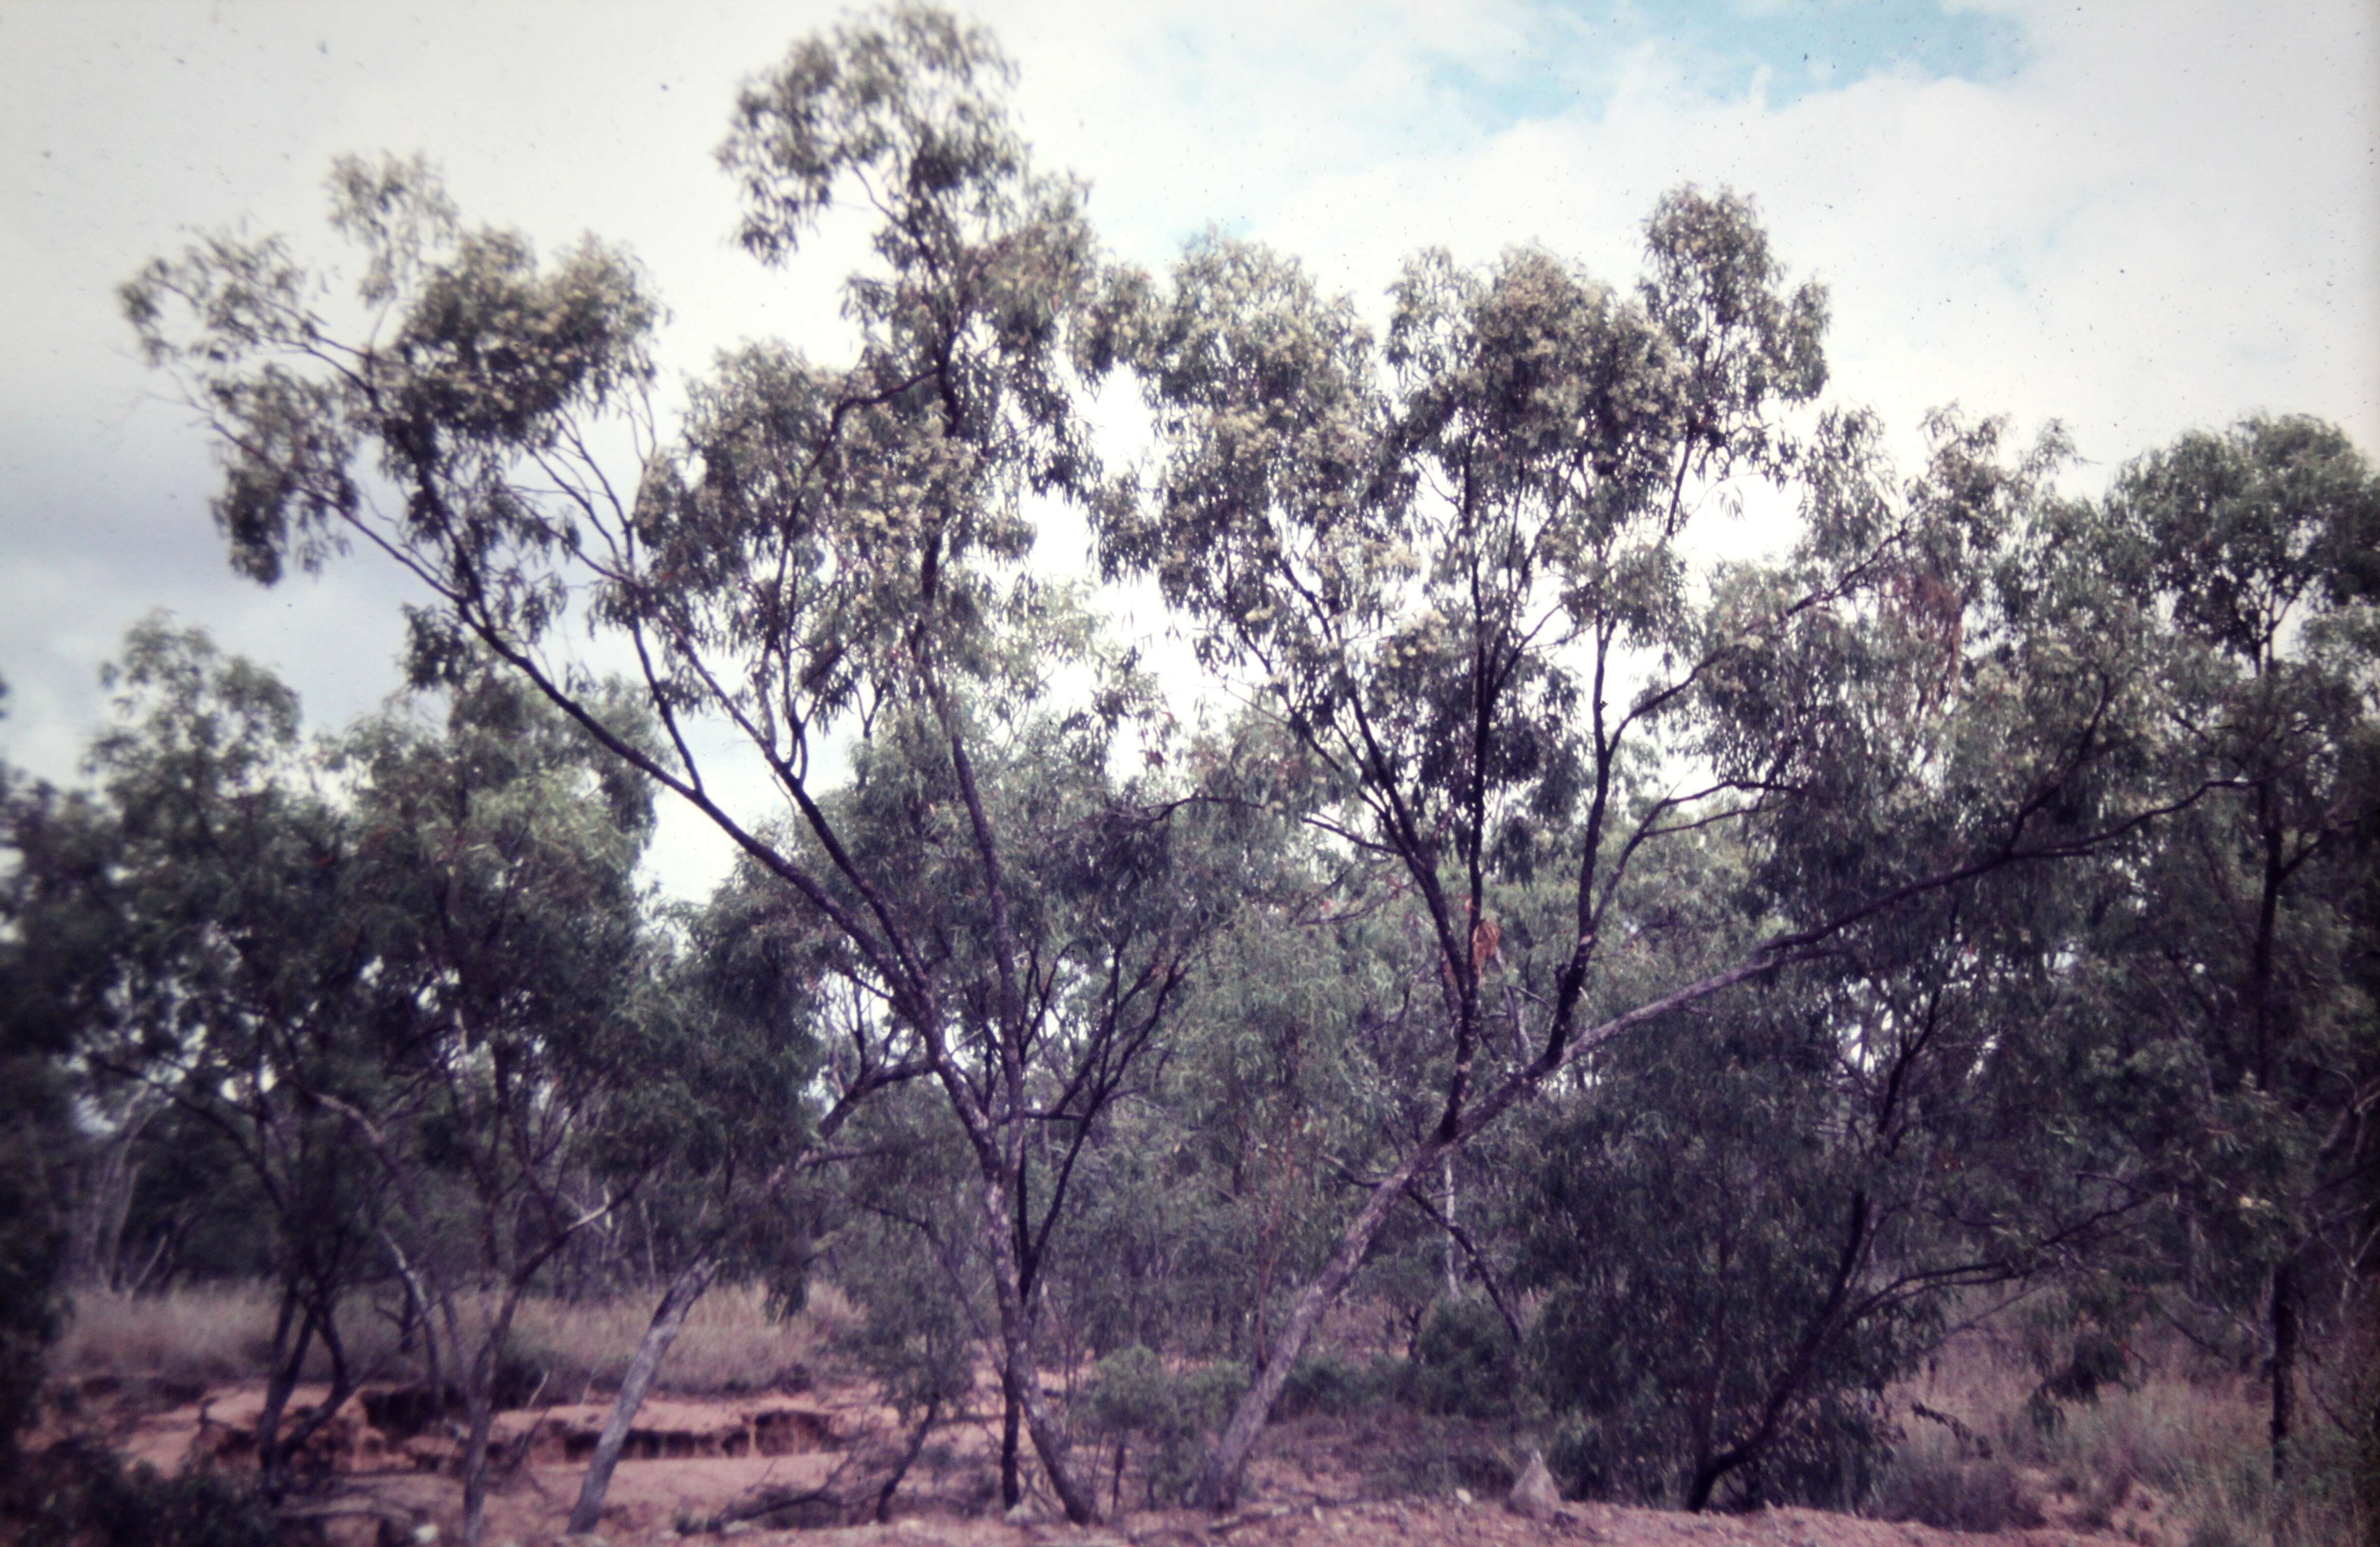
[977,1171,1096,1523]
[1439,1156,1459,1301]
[2270,1255,2298,1483]
[567,1257,718,1535]
[874,1397,942,1523]
[999,1376,1023,1508]
[457,1283,535,1547]
[459,1381,497,1547]
[253,1284,307,1500]
[1196,1136,1447,1508]
[382,1230,447,1418]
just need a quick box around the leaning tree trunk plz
[1195,1135,1448,1509]
[874,1397,942,1523]
[568,1257,719,1535]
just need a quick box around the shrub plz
[1277,1350,1387,1418]
[1403,1297,1513,1420]
[5,1440,278,1547]
[1082,1346,1247,1505]
[1871,1439,2044,1533]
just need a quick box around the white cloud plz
[2,0,2373,900]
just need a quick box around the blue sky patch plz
[1442,0,2031,131]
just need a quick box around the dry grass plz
[52,1279,857,1402]
[1882,1314,2365,1547]
[52,1284,289,1389]
[511,1280,855,1399]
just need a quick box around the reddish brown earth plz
[46,1377,2176,1547]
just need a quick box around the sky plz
[2,0,2375,900]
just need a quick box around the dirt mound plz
[114,1381,839,1483]
[71,1379,2153,1547]
[490,1396,839,1465]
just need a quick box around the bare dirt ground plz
[46,1374,2175,1547]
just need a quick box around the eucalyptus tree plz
[0,621,396,1497]
[329,664,682,1545]
[1108,196,2215,1497]
[565,873,848,1538]
[124,8,1183,1520]
[0,685,75,1459]
[756,668,1254,1512]
[2087,416,2380,1494]
[1518,798,2180,1512]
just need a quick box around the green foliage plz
[1,709,93,1454]
[101,3,2380,1523]
[3,619,393,1487]
[827,1199,976,1424]
[2018,1293,2138,1429]
[1520,957,1961,1509]
[1402,1297,1514,1420]
[7,1443,278,1547]
[1276,1350,1388,1418]
[1082,1346,1247,1504]
[0,1056,68,1455]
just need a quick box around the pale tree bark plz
[1197,1135,1451,1508]
[1194,954,1812,1508]
[1439,1155,1459,1301]
[64,1090,159,1290]
[978,1167,1096,1522]
[567,1256,720,1534]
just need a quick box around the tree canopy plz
[1,5,2368,1542]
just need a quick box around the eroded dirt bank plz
[56,1378,2171,1547]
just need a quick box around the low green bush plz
[1082,1345,1247,1505]
[5,1440,278,1547]
[1277,1350,1389,1418]
[1402,1297,1513,1420]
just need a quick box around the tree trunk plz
[567,1257,719,1535]
[253,1285,306,1500]
[1684,1446,1744,1513]
[2270,1255,2298,1482]
[1439,1155,1459,1301]
[456,1284,534,1547]
[999,1376,1023,1508]
[978,1172,1096,1523]
[1196,1136,1446,1509]
[458,1367,498,1547]
[874,1397,942,1523]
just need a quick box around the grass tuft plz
[52,1280,855,1403]
[1885,1317,2363,1547]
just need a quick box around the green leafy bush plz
[6,1441,278,1547]
[1277,1350,1388,1417]
[1402,1297,1514,1419]
[1082,1346,1246,1505]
